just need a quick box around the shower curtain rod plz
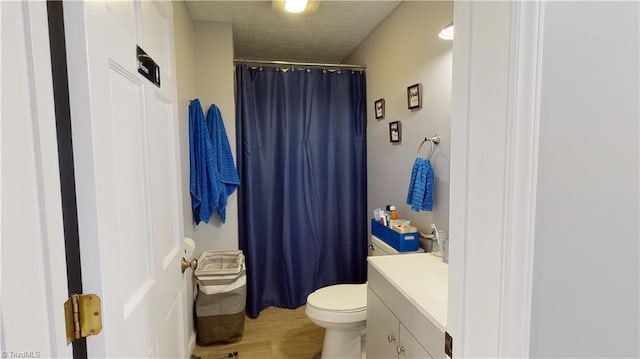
[234,59,366,71]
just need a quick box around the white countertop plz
[367,253,448,331]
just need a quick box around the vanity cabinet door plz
[367,288,400,359]
[398,323,432,358]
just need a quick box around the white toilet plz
[305,235,423,359]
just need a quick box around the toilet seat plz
[306,284,367,324]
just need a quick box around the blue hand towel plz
[189,99,210,223]
[406,158,434,212]
[206,103,240,223]
[189,99,240,224]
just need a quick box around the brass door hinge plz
[64,294,103,345]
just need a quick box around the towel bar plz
[416,134,441,159]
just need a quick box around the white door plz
[1,1,72,357]
[63,1,187,357]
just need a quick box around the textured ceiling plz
[185,0,401,63]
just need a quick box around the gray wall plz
[174,1,239,254]
[190,20,239,252]
[173,3,239,342]
[530,2,639,357]
[345,1,453,235]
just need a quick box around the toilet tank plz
[370,235,424,256]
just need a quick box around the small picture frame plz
[374,98,385,120]
[389,121,401,143]
[407,83,422,110]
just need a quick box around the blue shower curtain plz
[236,64,368,318]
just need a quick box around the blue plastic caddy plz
[371,219,419,252]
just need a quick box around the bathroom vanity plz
[366,253,448,358]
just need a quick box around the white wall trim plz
[2,1,71,356]
[23,2,72,354]
[498,1,544,357]
[447,1,473,356]
[450,1,544,356]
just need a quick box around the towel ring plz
[417,134,441,159]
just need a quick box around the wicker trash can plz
[194,250,246,345]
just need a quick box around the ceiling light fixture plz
[438,22,454,40]
[272,0,318,15]
[284,0,308,13]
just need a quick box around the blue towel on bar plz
[189,99,240,224]
[406,158,434,212]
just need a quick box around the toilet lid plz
[307,284,367,312]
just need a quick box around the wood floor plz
[191,306,325,359]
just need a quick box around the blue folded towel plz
[406,158,434,212]
[189,99,240,224]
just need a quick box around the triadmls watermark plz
[2,352,41,358]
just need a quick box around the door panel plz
[141,1,171,73]
[108,67,154,305]
[160,293,184,358]
[105,1,136,36]
[64,0,185,356]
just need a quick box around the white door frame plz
[5,1,190,356]
[448,1,543,357]
[1,1,72,357]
